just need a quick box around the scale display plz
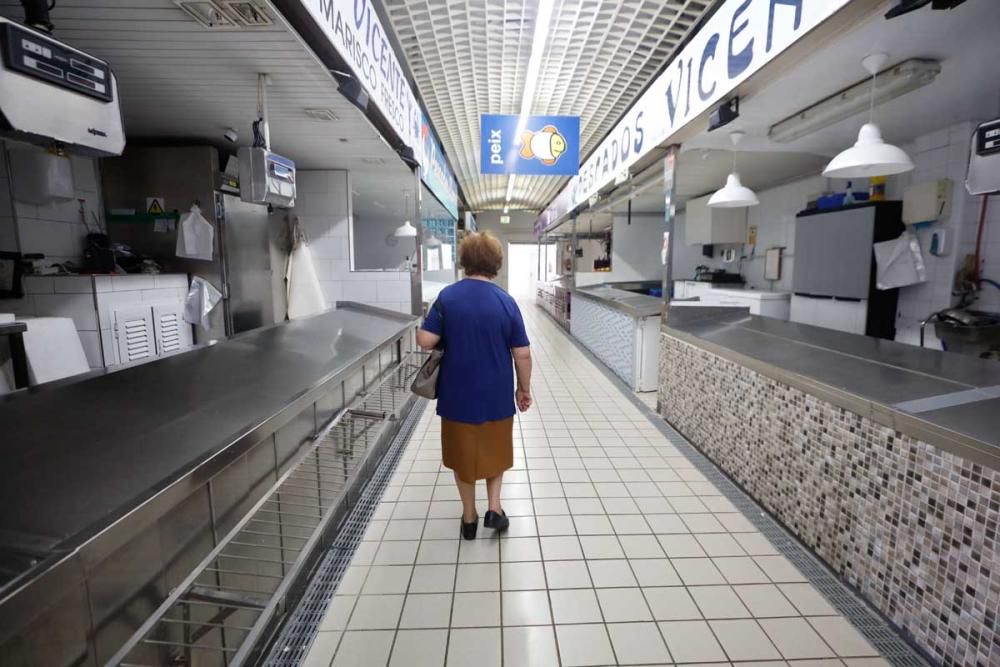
[0,22,113,102]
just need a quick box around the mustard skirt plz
[441,417,514,483]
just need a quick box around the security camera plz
[223,127,239,143]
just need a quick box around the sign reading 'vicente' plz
[297,0,459,218]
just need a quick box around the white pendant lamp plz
[394,191,417,237]
[708,131,759,208]
[394,220,417,237]
[823,53,913,178]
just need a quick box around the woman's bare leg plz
[454,471,477,522]
[486,473,503,514]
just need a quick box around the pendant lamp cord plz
[869,70,877,123]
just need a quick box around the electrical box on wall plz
[967,118,1000,195]
[902,179,951,225]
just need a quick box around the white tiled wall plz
[0,139,103,266]
[889,121,1000,348]
[3,273,189,369]
[292,171,414,315]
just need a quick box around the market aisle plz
[302,303,890,667]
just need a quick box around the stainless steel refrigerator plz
[102,145,280,342]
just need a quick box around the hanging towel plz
[874,231,927,290]
[183,276,223,329]
[175,204,214,260]
[285,216,327,320]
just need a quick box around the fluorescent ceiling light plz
[708,131,759,208]
[823,53,914,179]
[505,0,554,208]
[769,58,940,144]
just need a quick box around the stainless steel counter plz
[662,307,1000,466]
[575,283,663,318]
[0,303,418,666]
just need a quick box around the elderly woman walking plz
[416,231,532,539]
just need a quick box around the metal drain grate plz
[263,399,428,666]
[108,355,424,667]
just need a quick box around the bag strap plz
[432,298,444,349]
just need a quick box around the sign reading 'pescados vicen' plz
[541,0,853,226]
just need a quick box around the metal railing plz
[108,353,424,667]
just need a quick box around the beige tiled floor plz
[302,303,890,667]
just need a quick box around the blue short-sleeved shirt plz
[421,279,530,424]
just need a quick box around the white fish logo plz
[519,125,568,165]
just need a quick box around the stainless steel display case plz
[0,303,420,666]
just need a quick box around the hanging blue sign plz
[480,114,580,176]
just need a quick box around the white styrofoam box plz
[790,295,866,335]
[77,330,104,368]
[33,293,99,331]
[52,276,96,294]
[111,274,156,291]
[92,276,112,293]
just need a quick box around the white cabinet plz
[114,303,194,366]
[114,306,155,365]
[790,295,867,334]
[671,282,791,320]
[685,193,747,245]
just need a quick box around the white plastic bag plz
[183,276,223,329]
[874,231,927,290]
[175,204,214,260]
[285,217,327,320]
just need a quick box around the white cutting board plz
[22,317,90,385]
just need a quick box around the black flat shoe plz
[461,515,478,540]
[484,510,509,532]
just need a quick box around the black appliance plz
[695,268,744,284]
[82,233,115,273]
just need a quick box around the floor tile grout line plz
[529,304,931,667]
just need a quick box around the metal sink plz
[934,310,1000,356]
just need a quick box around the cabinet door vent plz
[156,312,182,354]
[115,307,155,364]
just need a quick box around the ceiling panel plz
[0,0,416,225]
[387,0,716,212]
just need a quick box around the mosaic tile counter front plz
[657,333,1000,667]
